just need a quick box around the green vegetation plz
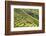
[14,8,39,27]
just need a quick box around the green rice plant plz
[14,8,39,27]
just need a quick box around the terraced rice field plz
[14,8,39,27]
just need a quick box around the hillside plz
[14,8,39,27]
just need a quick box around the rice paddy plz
[14,8,39,27]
